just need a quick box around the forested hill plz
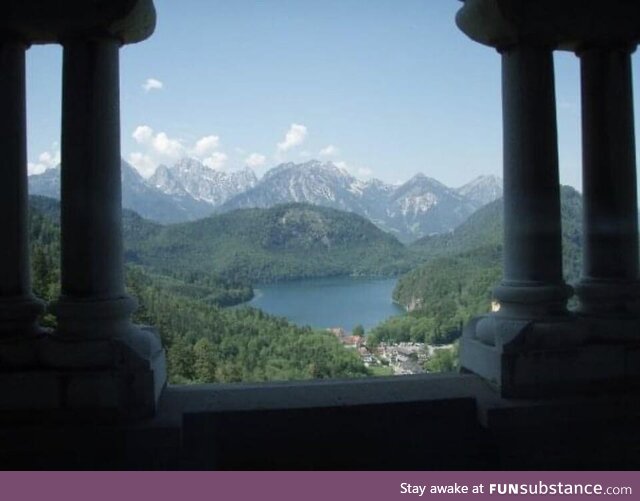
[408,185,583,282]
[30,196,415,286]
[368,187,583,347]
[29,195,252,306]
[409,197,502,261]
[28,196,369,384]
[125,203,414,283]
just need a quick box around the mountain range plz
[29,160,251,224]
[28,158,502,241]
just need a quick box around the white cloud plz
[132,125,154,144]
[38,151,59,166]
[334,160,373,179]
[319,145,339,156]
[152,132,186,159]
[245,153,266,168]
[277,123,308,152]
[203,152,228,170]
[357,166,373,178]
[142,78,164,92]
[192,135,220,157]
[128,152,157,178]
[130,125,231,176]
[28,164,47,176]
[28,146,60,176]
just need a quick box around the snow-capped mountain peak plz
[149,157,258,206]
[456,175,503,206]
[219,160,488,241]
[28,156,502,242]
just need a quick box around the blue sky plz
[23,0,640,189]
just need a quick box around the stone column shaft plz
[577,47,640,315]
[494,46,570,315]
[56,38,135,338]
[46,35,165,418]
[0,41,43,337]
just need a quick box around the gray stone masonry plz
[0,0,165,421]
[458,0,640,397]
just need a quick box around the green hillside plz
[28,197,369,384]
[29,196,253,307]
[409,197,502,261]
[369,187,583,347]
[125,203,413,283]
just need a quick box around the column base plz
[493,281,573,317]
[9,295,170,421]
[0,296,47,368]
[460,313,640,398]
[50,295,138,339]
[34,325,167,420]
[576,279,640,318]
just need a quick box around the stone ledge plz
[1,373,640,468]
[165,374,640,469]
[158,372,499,426]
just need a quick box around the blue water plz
[247,277,404,331]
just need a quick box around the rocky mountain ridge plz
[28,158,502,241]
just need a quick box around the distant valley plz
[28,159,502,242]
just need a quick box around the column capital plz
[457,0,640,52]
[2,0,156,45]
[575,44,638,58]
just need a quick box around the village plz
[328,327,454,376]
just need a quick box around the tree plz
[353,324,365,337]
[424,344,459,373]
[167,337,195,383]
[193,338,217,383]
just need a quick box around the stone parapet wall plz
[1,374,639,470]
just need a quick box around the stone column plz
[0,41,44,341]
[493,46,571,317]
[576,46,640,317]
[54,38,137,338]
[47,37,166,418]
[460,44,573,396]
[456,0,640,398]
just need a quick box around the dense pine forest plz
[124,203,414,283]
[29,196,369,384]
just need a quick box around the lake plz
[246,277,404,331]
